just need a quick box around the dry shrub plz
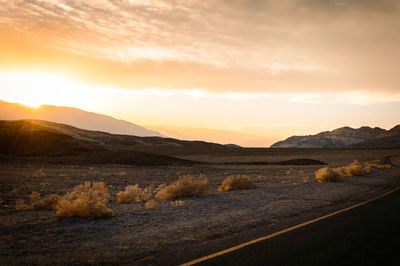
[55,182,113,218]
[343,161,365,176]
[145,199,158,210]
[15,199,31,210]
[316,160,392,183]
[285,168,293,175]
[171,200,184,207]
[379,164,391,169]
[256,175,265,181]
[117,185,153,203]
[15,192,60,211]
[155,175,210,201]
[119,171,127,176]
[29,191,41,201]
[29,192,60,210]
[363,162,391,173]
[218,175,256,192]
[315,167,344,182]
[32,167,46,178]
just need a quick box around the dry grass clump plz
[15,199,31,210]
[171,200,185,207]
[29,192,60,210]
[117,185,153,203]
[363,161,391,173]
[218,175,256,192]
[315,167,344,182]
[32,167,46,178]
[285,168,293,175]
[343,160,391,176]
[343,161,365,176]
[155,175,210,201]
[145,199,158,210]
[316,160,392,182]
[15,192,60,211]
[55,182,113,218]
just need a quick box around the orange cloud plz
[0,0,400,96]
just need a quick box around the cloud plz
[1,0,400,95]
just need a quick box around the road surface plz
[195,187,400,266]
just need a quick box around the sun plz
[18,98,43,108]
[0,71,100,109]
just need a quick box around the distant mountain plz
[224,144,242,148]
[0,119,231,165]
[271,125,400,148]
[0,119,327,166]
[0,100,163,137]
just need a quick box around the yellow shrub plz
[218,175,256,192]
[155,175,210,201]
[363,162,391,173]
[15,199,31,210]
[117,185,153,203]
[145,199,158,210]
[315,167,343,182]
[32,167,46,178]
[170,200,184,207]
[30,192,60,210]
[55,182,113,218]
[344,161,365,176]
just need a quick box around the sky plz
[1,0,400,146]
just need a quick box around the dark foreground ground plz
[192,185,400,266]
[1,151,399,265]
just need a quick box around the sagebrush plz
[315,167,344,182]
[343,161,365,176]
[218,175,256,192]
[117,184,153,203]
[145,199,158,210]
[155,175,210,201]
[315,159,392,182]
[55,182,113,218]
[15,192,60,210]
[363,161,391,173]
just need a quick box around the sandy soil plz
[1,149,400,265]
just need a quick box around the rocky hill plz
[271,125,400,148]
[0,100,163,137]
[0,119,233,165]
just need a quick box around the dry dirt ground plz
[1,149,400,265]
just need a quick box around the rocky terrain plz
[271,125,400,148]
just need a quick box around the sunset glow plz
[1,0,400,146]
[0,71,105,109]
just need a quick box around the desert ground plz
[1,148,400,265]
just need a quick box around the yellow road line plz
[181,186,400,266]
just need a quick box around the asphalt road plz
[196,187,400,266]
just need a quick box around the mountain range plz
[0,100,163,137]
[0,119,327,166]
[271,125,400,148]
[0,119,230,165]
